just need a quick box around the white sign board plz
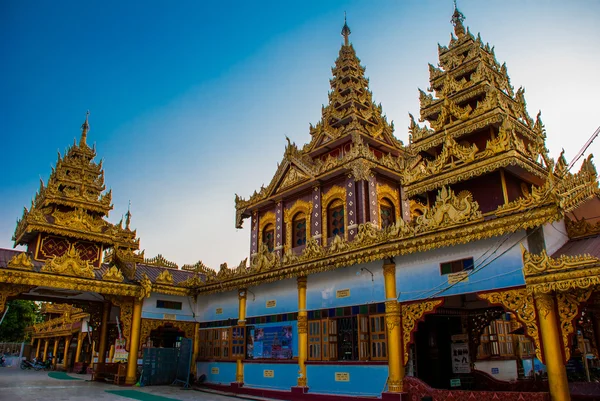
[451,342,471,374]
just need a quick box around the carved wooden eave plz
[566,216,600,239]
[409,110,540,155]
[522,246,600,294]
[0,268,143,298]
[403,149,548,198]
[209,201,561,294]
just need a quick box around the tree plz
[0,300,41,342]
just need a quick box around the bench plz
[91,362,124,383]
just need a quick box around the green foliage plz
[0,300,42,342]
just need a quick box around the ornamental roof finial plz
[125,200,132,230]
[341,12,351,46]
[451,0,466,38]
[80,110,90,146]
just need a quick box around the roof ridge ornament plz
[451,0,466,38]
[341,12,351,46]
[80,110,90,147]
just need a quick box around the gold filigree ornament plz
[139,273,152,299]
[104,295,133,351]
[414,186,482,232]
[155,269,174,285]
[0,284,33,313]
[102,266,124,282]
[144,254,178,269]
[7,252,34,270]
[479,289,543,362]
[565,216,600,239]
[401,299,443,364]
[522,245,600,293]
[41,245,95,278]
[556,290,592,361]
[140,319,196,348]
[178,274,204,288]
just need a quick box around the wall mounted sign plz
[266,300,277,308]
[447,271,469,285]
[491,367,499,374]
[263,369,275,378]
[163,313,176,320]
[451,343,471,374]
[335,372,350,382]
[450,378,461,387]
[336,289,350,298]
[211,367,219,374]
[215,308,223,315]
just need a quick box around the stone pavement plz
[0,368,257,401]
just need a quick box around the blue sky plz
[1,1,599,269]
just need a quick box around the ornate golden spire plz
[80,110,90,147]
[341,12,351,46]
[125,201,132,230]
[451,0,466,38]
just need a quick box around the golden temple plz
[1,5,599,401]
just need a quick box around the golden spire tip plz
[80,110,90,146]
[341,12,351,46]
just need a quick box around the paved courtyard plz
[0,368,249,401]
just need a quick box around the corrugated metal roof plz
[551,235,600,258]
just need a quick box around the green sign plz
[450,378,461,387]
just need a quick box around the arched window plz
[292,212,307,247]
[262,223,275,252]
[327,199,345,238]
[380,198,395,229]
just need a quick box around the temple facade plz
[1,6,599,401]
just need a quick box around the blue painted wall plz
[142,293,196,321]
[396,233,527,302]
[306,260,386,310]
[306,364,388,396]
[196,291,238,322]
[244,362,299,390]
[246,278,298,317]
[196,361,237,384]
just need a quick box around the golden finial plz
[451,0,466,37]
[341,12,351,46]
[125,200,132,230]
[80,110,90,146]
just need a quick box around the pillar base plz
[230,382,244,390]
[381,391,408,401]
[291,386,309,395]
[124,377,137,386]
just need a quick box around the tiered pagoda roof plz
[13,113,139,252]
[235,19,406,227]
[402,5,550,197]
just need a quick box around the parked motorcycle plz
[20,359,35,370]
[35,357,54,371]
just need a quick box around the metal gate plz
[140,337,192,387]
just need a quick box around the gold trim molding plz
[479,288,543,362]
[401,299,443,364]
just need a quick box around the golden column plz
[35,338,41,359]
[64,335,72,371]
[43,339,49,361]
[383,260,404,393]
[535,292,570,401]
[75,332,83,363]
[297,276,308,387]
[108,344,115,363]
[96,302,112,371]
[191,322,200,376]
[236,288,247,384]
[52,338,59,368]
[125,298,143,385]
